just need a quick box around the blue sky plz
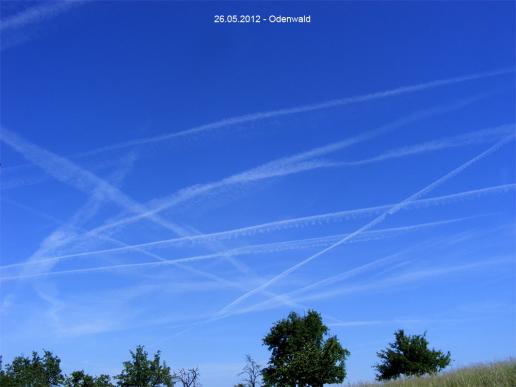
[0,1,515,385]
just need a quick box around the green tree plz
[0,356,15,387]
[115,346,173,387]
[374,329,451,380]
[1,350,64,386]
[262,310,350,387]
[65,370,115,387]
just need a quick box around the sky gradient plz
[1,1,515,385]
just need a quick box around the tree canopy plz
[116,346,173,387]
[64,370,114,387]
[374,329,451,380]
[262,310,349,387]
[0,350,64,386]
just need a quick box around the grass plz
[351,359,516,387]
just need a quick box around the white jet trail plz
[0,1,82,32]
[60,94,487,246]
[0,128,256,280]
[298,257,513,304]
[340,124,514,167]
[222,257,513,317]
[0,127,188,236]
[224,250,413,315]
[14,153,138,279]
[75,68,513,157]
[216,135,515,316]
[3,191,300,310]
[0,124,256,280]
[1,154,133,191]
[0,0,86,51]
[227,236,459,314]
[0,217,475,278]
[5,153,139,324]
[0,129,311,284]
[5,182,511,269]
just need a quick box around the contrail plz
[0,127,293,281]
[4,186,299,307]
[0,128,262,281]
[298,258,514,303]
[1,154,132,191]
[222,257,513,318]
[3,121,508,193]
[0,127,195,237]
[0,0,86,51]
[225,236,457,314]
[223,250,412,316]
[0,1,82,32]
[339,124,514,167]
[14,152,139,278]
[216,135,515,316]
[0,216,476,277]
[75,68,514,157]
[5,153,139,320]
[5,183,511,269]
[0,128,251,281]
[58,95,488,246]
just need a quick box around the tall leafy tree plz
[262,310,350,387]
[374,329,451,380]
[1,350,64,386]
[65,370,115,387]
[116,346,173,387]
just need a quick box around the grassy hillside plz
[352,360,516,387]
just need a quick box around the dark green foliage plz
[0,350,64,386]
[115,346,173,387]
[374,329,451,380]
[65,370,115,387]
[262,310,350,387]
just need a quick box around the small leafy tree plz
[1,350,64,386]
[262,310,350,387]
[175,368,200,387]
[65,370,115,387]
[238,355,261,387]
[0,356,14,387]
[374,329,451,380]
[116,346,173,387]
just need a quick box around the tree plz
[262,310,350,387]
[65,370,115,387]
[175,368,200,387]
[0,356,15,387]
[1,350,64,386]
[116,346,173,387]
[238,355,261,387]
[374,329,451,380]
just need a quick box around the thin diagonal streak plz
[217,135,515,315]
[75,67,513,157]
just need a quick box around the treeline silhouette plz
[0,310,451,386]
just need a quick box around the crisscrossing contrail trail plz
[75,67,513,157]
[216,135,515,316]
